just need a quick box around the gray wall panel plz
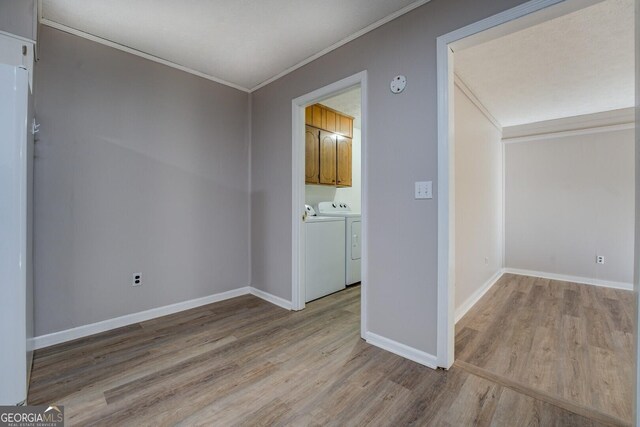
[250,0,529,355]
[34,26,250,335]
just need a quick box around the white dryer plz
[304,205,346,302]
[317,202,361,285]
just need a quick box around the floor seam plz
[454,359,630,427]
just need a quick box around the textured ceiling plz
[41,0,423,91]
[454,0,635,127]
[321,87,362,129]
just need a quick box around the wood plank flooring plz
[456,273,634,426]
[29,278,632,426]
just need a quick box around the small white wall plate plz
[390,75,406,94]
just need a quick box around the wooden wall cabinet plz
[336,135,352,187]
[319,131,337,185]
[305,126,320,184]
[304,104,354,187]
[322,108,337,133]
[337,115,353,138]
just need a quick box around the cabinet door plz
[319,130,336,185]
[336,136,352,187]
[337,115,353,138]
[305,106,313,125]
[305,126,320,184]
[311,105,323,129]
[322,108,337,133]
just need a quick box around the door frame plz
[435,0,608,369]
[291,71,368,338]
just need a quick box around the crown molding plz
[503,107,635,143]
[0,29,35,45]
[503,122,635,144]
[39,18,251,92]
[454,73,502,131]
[38,0,432,94]
[249,0,431,92]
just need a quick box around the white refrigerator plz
[0,61,33,405]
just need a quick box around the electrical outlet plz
[132,272,142,287]
[484,257,489,265]
[596,256,605,265]
[415,181,433,199]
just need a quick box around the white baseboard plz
[503,268,633,291]
[32,287,252,350]
[31,285,294,350]
[249,287,293,310]
[455,269,504,323]
[365,331,438,369]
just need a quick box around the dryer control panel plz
[317,201,352,215]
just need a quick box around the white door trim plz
[435,0,602,369]
[291,71,368,338]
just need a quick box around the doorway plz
[437,1,637,418]
[436,0,629,369]
[291,71,368,339]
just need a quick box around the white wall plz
[305,127,361,213]
[454,84,503,316]
[505,126,635,287]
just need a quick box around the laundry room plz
[303,86,362,305]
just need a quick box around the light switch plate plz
[415,181,432,199]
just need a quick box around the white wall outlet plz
[484,257,489,265]
[132,272,142,286]
[415,181,433,200]
[596,256,605,265]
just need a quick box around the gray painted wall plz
[0,0,36,41]
[250,0,528,356]
[631,16,638,425]
[34,26,250,335]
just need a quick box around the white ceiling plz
[41,0,424,91]
[321,87,362,129]
[454,0,635,127]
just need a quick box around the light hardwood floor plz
[29,277,632,426]
[456,273,634,426]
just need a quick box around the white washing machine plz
[317,202,361,285]
[304,205,346,302]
